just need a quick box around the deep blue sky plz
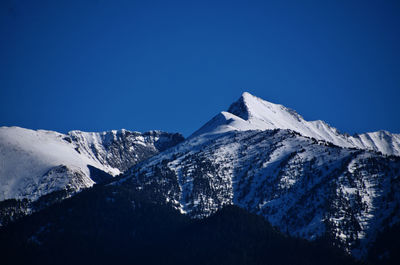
[1,0,399,136]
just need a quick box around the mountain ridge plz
[192,92,400,156]
[0,126,184,201]
[1,92,399,263]
[117,92,400,259]
[123,127,400,259]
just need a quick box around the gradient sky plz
[1,0,399,136]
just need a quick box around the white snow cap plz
[192,92,400,156]
[0,127,107,201]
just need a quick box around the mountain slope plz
[121,97,400,260]
[192,92,400,156]
[0,184,357,265]
[1,92,398,262]
[0,126,183,201]
[122,129,400,258]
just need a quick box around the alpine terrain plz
[0,127,183,224]
[0,92,399,265]
[120,92,400,260]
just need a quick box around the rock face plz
[68,129,185,173]
[0,126,184,201]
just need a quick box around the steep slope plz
[69,129,183,172]
[0,126,183,201]
[192,92,400,156]
[121,128,400,259]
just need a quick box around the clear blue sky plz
[1,0,399,136]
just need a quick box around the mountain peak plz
[195,92,400,156]
[227,94,251,120]
[241,91,259,101]
[228,92,304,127]
[229,92,272,117]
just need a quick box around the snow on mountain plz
[192,92,400,156]
[122,128,400,259]
[118,92,400,259]
[1,92,398,259]
[0,126,183,201]
[68,129,184,172]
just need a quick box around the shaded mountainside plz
[0,184,358,265]
[367,222,400,265]
[121,129,400,259]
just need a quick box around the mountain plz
[122,129,400,259]
[192,92,400,156]
[117,93,400,260]
[0,126,183,202]
[0,183,357,265]
[0,126,183,225]
[1,92,399,263]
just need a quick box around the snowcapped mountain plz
[192,92,400,156]
[1,92,399,261]
[0,126,183,201]
[118,92,400,259]
[122,129,400,258]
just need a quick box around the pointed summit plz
[228,91,278,120]
[191,92,400,156]
[228,92,304,129]
[227,92,252,120]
